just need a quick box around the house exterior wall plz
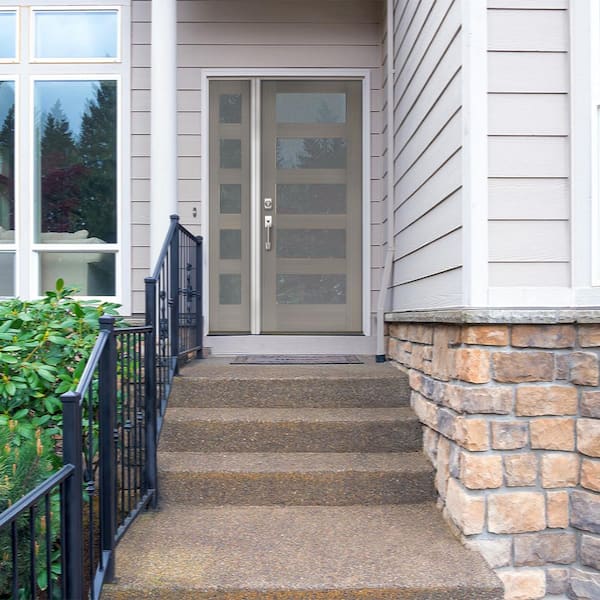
[130,0,385,317]
[487,0,572,301]
[390,0,464,311]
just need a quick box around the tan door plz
[261,81,362,333]
[209,79,363,334]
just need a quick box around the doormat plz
[231,354,364,365]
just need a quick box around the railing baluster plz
[170,215,180,374]
[196,235,204,356]
[29,505,36,599]
[45,493,52,600]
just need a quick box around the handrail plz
[75,328,110,395]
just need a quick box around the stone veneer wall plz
[386,318,600,600]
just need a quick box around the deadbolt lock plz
[264,197,273,210]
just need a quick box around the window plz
[0,5,127,304]
[0,10,17,61]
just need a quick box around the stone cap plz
[384,308,600,325]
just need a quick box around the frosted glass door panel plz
[261,80,362,333]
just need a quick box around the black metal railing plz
[0,216,203,599]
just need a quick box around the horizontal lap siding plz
[487,3,571,288]
[391,0,463,310]
[130,0,384,317]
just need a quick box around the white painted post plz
[150,0,178,266]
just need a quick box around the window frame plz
[0,7,20,64]
[30,6,122,64]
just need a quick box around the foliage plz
[0,278,120,431]
[0,420,61,599]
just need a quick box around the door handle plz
[264,215,273,250]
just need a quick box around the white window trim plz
[571,0,600,304]
[200,68,372,337]
[0,7,20,64]
[30,6,122,64]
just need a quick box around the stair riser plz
[160,421,422,453]
[103,587,504,599]
[170,379,410,408]
[159,470,435,505]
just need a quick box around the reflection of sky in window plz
[0,12,17,59]
[35,81,102,139]
[0,82,15,125]
[35,11,118,59]
[276,94,346,124]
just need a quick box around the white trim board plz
[200,68,373,337]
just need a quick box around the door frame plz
[200,68,372,338]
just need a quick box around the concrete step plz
[159,407,422,453]
[171,358,410,408]
[102,503,503,600]
[158,451,435,505]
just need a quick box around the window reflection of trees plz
[39,81,117,242]
[0,82,14,233]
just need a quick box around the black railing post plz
[195,235,204,358]
[61,391,84,600]
[98,316,117,582]
[169,214,180,373]
[144,278,158,508]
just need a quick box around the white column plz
[150,0,178,266]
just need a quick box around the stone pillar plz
[386,314,600,600]
[150,0,178,265]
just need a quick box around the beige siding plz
[130,0,384,317]
[390,0,463,310]
[487,2,570,288]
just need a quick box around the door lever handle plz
[264,215,273,250]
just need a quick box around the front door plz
[209,79,363,335]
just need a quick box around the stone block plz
[459,451,503,489]
[569,352,600,386]
[411,392,437,429]
[497,569,546,600]
[541,453,579,488]
[449,386,513,415]
[408,370,423,393]
[547,490,569,528]
[505,454,538,487]
[454,348,490,383]
[410,344,429,371]
[577,418,600,457]
[512,324,576,348]
[461,325,509,346]
[568,567,600,600]
[579,324,600,347]
[422,427,438,464]
[546,567,569,595]
[488,491,546,533]
[436,408,456,439]
[431,325,459,382]
[515,385,578,416]
[387,323,407,339]
[434,436,451,499]
[454,417,489,451]
[464,538,511,569]
[493,351,554,383]
[556,354,570,379]
[581,391,600,418]
[513,531,576,566]
[571,490,600,534]
[491,420,529,450]
[581,458,600,492]
[407,324,433,345]
[581,534,600,570]
[530,417,575,451]
[444,477,485,535]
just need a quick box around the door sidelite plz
[209,79,362,335]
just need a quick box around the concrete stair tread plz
[103,503,502,599]
[165,406,416,423]
[158,451,433,474]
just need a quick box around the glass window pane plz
[276,274,346,305]
[220,229,241,259]
[277,184,346,215]
[277,229,346,258]
[219,94,242,123]
[35,10,118,60]
[276,138,347,169]
[40,252,115,296]
[220,139,241,169]
[35,80,117,243]
[219,274,241,305]
[0,253,14,295]
[276,93,346,123]
[0,12,17,60]
[220,184,241,214]
[0,81,15,242]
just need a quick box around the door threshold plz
[206,335,376,356]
